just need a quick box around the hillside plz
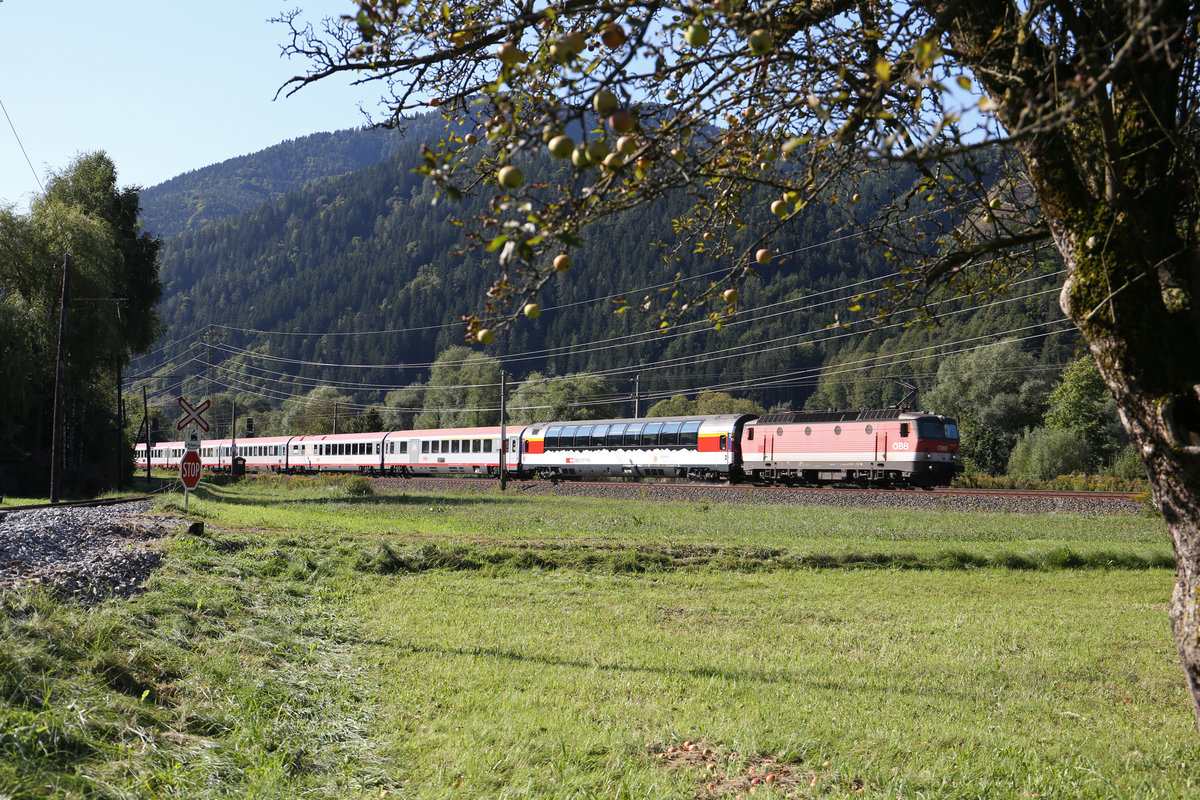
[135,118,1073,414]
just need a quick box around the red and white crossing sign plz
[179,450,202,490]
[177,397,210,432]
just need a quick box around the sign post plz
[176,397,208,509]
[179,450,202,507]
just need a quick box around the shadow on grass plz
[185,481,517,509]
[354,540,1176,575]
[343,635,978,701]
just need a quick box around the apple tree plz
[280,1,1200,731]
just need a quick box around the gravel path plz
[0,501,177,603]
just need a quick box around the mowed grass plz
[1,477,1193,799]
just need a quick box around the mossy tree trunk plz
[950,0,1200,730]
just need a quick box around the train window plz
[607,424,626,446]
[624,423,643,446]
[591,424,608,447]
[575,426,592,447]
[900,423,910,437]
[432,441,441,454]
[680,421,701,447]
[441,440,450,453]
[746,427,755,441]
[643,422,663,447]
[834,426,842,435]
[544,426,561,450]
[719,434,728,451]
[561,426,577,448]
[661,422,681,446]
[451,440,460,454]
[400,442,408,454]
[483,439,493,453]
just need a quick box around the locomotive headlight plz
[925,452,932,459]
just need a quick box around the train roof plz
[752,409,942,425]
[524,414,752,435]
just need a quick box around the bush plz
[1106,443,1147,480]
[343,476,374,497]
[1007,427,1093,481]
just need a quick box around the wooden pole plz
[50,254,71,503]
[499,370,507,491]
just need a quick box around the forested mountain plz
[137,115,1076,420]
[138,117,448,239]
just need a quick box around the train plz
[135,408,961,487]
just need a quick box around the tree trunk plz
[1042,193,1200,733]
[945,0,1200,732]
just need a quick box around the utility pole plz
[115,357,123,492]
[499,370,507,491]
[143,386,151,484]
[632,374,641,418]
[333,402,338,434]
[50,254,72,504]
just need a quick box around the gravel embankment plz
[0,502,177,602]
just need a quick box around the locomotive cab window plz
[918,420,946,439]
[746,427,755,440]
[900,423,910,437]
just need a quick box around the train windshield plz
[918,419,957,440]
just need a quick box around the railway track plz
[0,495,153,515]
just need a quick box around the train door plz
[409,439,420,466]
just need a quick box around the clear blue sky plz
[1,1,375,211]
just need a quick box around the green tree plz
[647,391,764,417]
[415,347,501,428]
[1043,356,1127,468]
[0,152,162,494]
[383,382,426,430]
[508,372,621,423]
[283,386,355,434]
[284,2,1200,728]
[922,342,1052,476]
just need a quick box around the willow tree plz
[281,1,1200,728]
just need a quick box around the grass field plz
[1,477,1194,799]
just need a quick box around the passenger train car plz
[135,409,960,487]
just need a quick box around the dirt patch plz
[652,738,821,798]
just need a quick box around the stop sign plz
[179,450,202,490]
